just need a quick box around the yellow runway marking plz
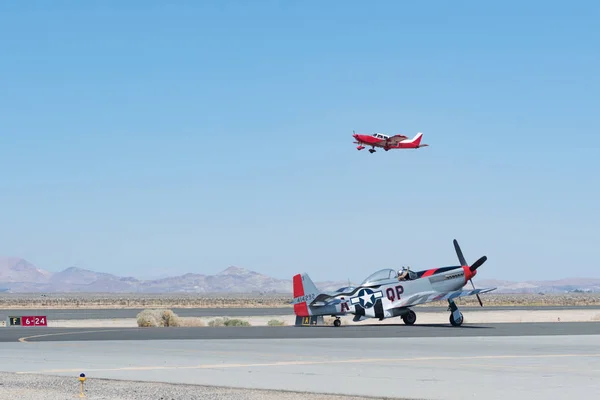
[16,331,327,362]
[15,353,600,375]
[18,341,323,360]
[18,329,132,343]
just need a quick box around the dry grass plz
[207,317,251,327]
[267,319,286,326]
[178,317,206,327]
[2,292,600,309]
[136,309,253,327]
[0,293,291,309]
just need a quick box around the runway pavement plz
[1,322,599,342]
[1,333,599,399]
[2,305,600,321]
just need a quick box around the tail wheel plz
[402,310,417,325]
[333,318,341,327]
[450,312,464,327]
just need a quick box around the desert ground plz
[2,293,600,328]
[1,292,600,309]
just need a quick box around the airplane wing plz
[384,134,409,146]
[401,287,497,307]
[290,288,360,307]
[308,293,338,306]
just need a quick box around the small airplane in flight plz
[291,239,495,327]
[352,131,428,153]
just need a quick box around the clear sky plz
[1,1,598,283]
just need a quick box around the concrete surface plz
[1,335,599,400]
[1,322,599,342]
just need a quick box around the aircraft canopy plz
[372,133,389,139]
[360,268,397,286]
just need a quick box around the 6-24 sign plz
[8,315,47,327]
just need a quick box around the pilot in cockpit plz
[397,266,410,281]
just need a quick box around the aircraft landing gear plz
[448,300,464,327]
[369,148,376,153]
[402,309,417,325]
[333,317,341,327]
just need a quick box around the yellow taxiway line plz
[15,353,600,375]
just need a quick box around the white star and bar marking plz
[350,288,383,308]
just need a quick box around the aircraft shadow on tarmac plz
[310,323,492,329]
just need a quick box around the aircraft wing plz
[308,293,338,306]
[290,287,359,307]
[384,134,409,146]
[401,287,497,307]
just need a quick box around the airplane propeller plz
[453,239,487,307]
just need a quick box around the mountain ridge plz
[1,256,599,294]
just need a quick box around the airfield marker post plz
[79,373,86,397]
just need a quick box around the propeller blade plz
[470,279,484,307]
[475,293,483,307]
[454,239,486,307]
[469,256,487,272]
[453,239,467,266]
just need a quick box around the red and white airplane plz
[352,131,428,153]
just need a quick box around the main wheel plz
[333,319,341,327]
[449,312,464,327]
[402,310,417,325]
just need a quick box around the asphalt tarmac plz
[2,321,599,342]
[2,305,600,321]
[2,333,599,399]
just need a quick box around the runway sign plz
[295,315,324,326]
[8,316,47,327]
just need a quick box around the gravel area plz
[0,372,410,400]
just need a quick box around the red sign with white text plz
[21,316,47,326]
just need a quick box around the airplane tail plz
[405,132,424,146]
[292,273,320,317]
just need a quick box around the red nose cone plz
[462,265,476,282]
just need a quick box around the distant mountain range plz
[1,256,599,294]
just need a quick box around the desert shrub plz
[208,317,226,327]
[161,309,181,327]
[207,317,251,327]
[136,309,162,327]
[136,309,181,327]
[267,319,286,326]
[224,318,251,327]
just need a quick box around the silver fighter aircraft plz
[292,239,496,327]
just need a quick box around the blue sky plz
[1,1,598,283]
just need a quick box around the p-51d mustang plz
[292,239,495,327]
[352,130,428,153]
